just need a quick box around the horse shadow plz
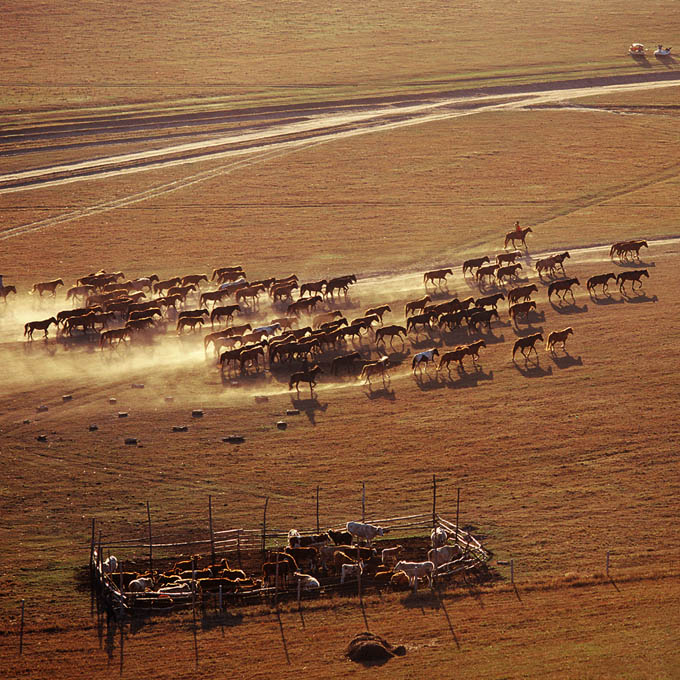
[364,385,396,401]
[324,295,361,311]
[655,53,677,67]
[550,301,588,315]
[440,368,493,389]
[290,396,328,425]
[413,371,445,391]
[512,358,553,378]
[472,330,505,346]
[513,324,544,337]
[614,259,655,268]
[427,287,455,301]
[549,352,583,369]
[622,291,658,304]
[409,334,442,350]
[381,349,409,365]
[589,293,624,306]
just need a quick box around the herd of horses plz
[5,232,653,393]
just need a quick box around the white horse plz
[412,348,439,373]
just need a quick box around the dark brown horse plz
[210,304,241,326]
[364,304,391,322]
[504,226,532,250]
[509,300,537,324]
[289,364,323,394]
[24,317,58,339]
[548,278,580,303]
[0,284,17,301]
[438,347,468,372]
[423,268,453,288]
[616,269,649,293]
[586,273,616,295]
[462,256,490,275]
[375,324,407,347]
[546,327,573,353]
[507,283,538,305]
[360,356,390,385]
[299,280,327,297]
[512,332,543,359]
[32,279,64,297]
[330,351,362,376]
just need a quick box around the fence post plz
[208,495,216,566]
[237,529,242,568]
[219,584,223,612]
[606,551,610,577]
[361,482,366,522]
[316,485,320,534]
[262,498,269,555]
[455,488,461,544]
[119,562,124,621]
[432,474,437,528]
[510,559,514,584]
[90,518,96,575]
[146,501,153,576]
[19,599,25,655]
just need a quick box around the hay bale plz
[276,421,287,430]
[109,397,117,404]
[172,425,188,432]
[124,437,138,445]
[118,412,128,418]
[23,419,30,425]
[62,394,73,402]
[346,632,406,665]
[164,396,174,403]
[131,383,145,389]
[191,409,203,418]
[36,434,48,442]
[223,435,245,444]
[286,409,300,416]
[36,405,48,413]
[89,424,99,432]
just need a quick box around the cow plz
[346,521,384,545]
[381,545,403,566]
[393,561,435,587]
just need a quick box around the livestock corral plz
[91,515,490,618]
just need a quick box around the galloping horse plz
[412,348,439,373]
[375,324,407,347]
[32,279,64,297]
[512,332,543,360]
[423,268,453,289]
[546,327,573,353]
[504,226,532,250]
[462,256,490,275]
[0,284,17,301]
[360,356,390,385]
[616,269,649,293]
[24,317,58,340]
[289,364,323,394]
[547,278,580,303]
[586,273,616,295]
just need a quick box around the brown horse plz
[548,278,580,303]
[586,273,616,295]
[438,347,468,372]
[330,351,362,376]
[406,311,435,334]
[364,304,391,322]
[0,284,17,301]
[462,256,490,275]
[496,263,523,283]
[375,324,407,347]
[507,283,538,306]
[289,364,323,394]
[546,327,573,353]
[360,356,390,384]
[325,274,357,298]
[467,308,499,331]
[504,226,532,250]
[239,345,265,373]
[610,240,648,262]
[216,269,246,284]
[509,300,537,324]
[475,263,499,283]
[475,293,505,309]
[616,269,649,293]
[167,284,197,301]
[288,295,322,317]
[99,327,130,349]
[424,268,453,288]
[464,339,486,363]
[496,251,522,266]
[210,304,241,326]
[212,266,243,281]
[512,332,543,359]
[24,317,58,339]
[177,317,206,334]
[299,280,327,297]
[66,284,95,302]
[405,295,431,316]
[181,274,209,288]
[271,282,298,302]
[32,279,64,297]
[153,277,181,295]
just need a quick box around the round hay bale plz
[286,409,300,416]
[131,383,145,389]
[172,425,188,432]
[191,409,203,418]
[62,394,73,402]
[223,435,245,444]
[346,632,406,664]
[89,424,99,432]
[118,412,128,418]
[36,405,48,413]
[109,397,117,404]
[23,419,30,425]
[276,421,287,430]
[124,437,138,445]
[36,434,48,442]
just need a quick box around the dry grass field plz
[2,2,680,678]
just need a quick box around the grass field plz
[2,2,680,678]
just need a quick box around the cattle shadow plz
[290,396,328,424]
[512,358,552,378]
[622,291,658,304]
[549,352,583,369]
[550,301,588,315]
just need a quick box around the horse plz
[586,273,616,295]
[168,284,197,301]
[200,289,231,307]
[288,295,322,317]
[496,251,522,266]
[406,311,435,334]
[270,316,297,331]
[24,317,58,340]
[66,284,95,302]
[467,308,499,331]
[462,256,490,275]
[125,317,156,332]
[177,317,206,334]
[210,304,241,326]
[496,263,522,283]
[271,282,298,302]
[504,226,532,250]
[548,278,580,303]
[0,284,17,301]
[299,280,327,297]
[412,348,439,373]
[438,347,468,372]
[64,312,98,335]
[512,332,543,359]
[129,307,161,321]
[360,356,390,384]
[509,300,537,324]
[330,351,362,376]
[153,277,181,295]
[616,269,649,293]
[99,327,130,349]
[375,324,407,347]
[507,284,538,306]
[239,345,265,373]
[438,310,468,331]
[219,347,244,373]
[212,266,243,281]
[423,268,453,288]
[364,304,390,322]
[610,240,648,262]
[31,279,64,297]
[326,274,356,298]
[535,255,558,278]
[475,263,498,283]
[551,252,570,274]
[313,310,342,329]
[181,274,209,288]
[216,269,247,285]
[289,364,322,394]
[475,293,505,309]
[546,327,573,353]
[349,314,380,334]
[128,275,159,292]
[405,295,431,316]
[464,339,486,364]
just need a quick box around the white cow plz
[430,527,450,548]
[427,544,463,567]
[294,572,320,590]
[346,521,384,545]
[341,562,364,584]
[158,582,192,594]
[393,560,435,587]
[102,555,118,574]
[128,577,154,593]
[381,545,403,566]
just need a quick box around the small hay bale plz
[254,396,269,403]
[109,397,117,404]
[23,419,30,425]
[346,632,406,665]
[191,409,204,418]
[118,412,128,418]
[223,435,245,444]
[164,396,174,403]
[89,424,99,432]
[276,421,287,430]
[124,437,138,445]
[62,394,73,402]
[36,405,48,413]
[131,383,145,389]
[172,425,188,432]
[286,409,300,416]
[36,434,48,442]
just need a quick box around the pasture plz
[2,1,680,678]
